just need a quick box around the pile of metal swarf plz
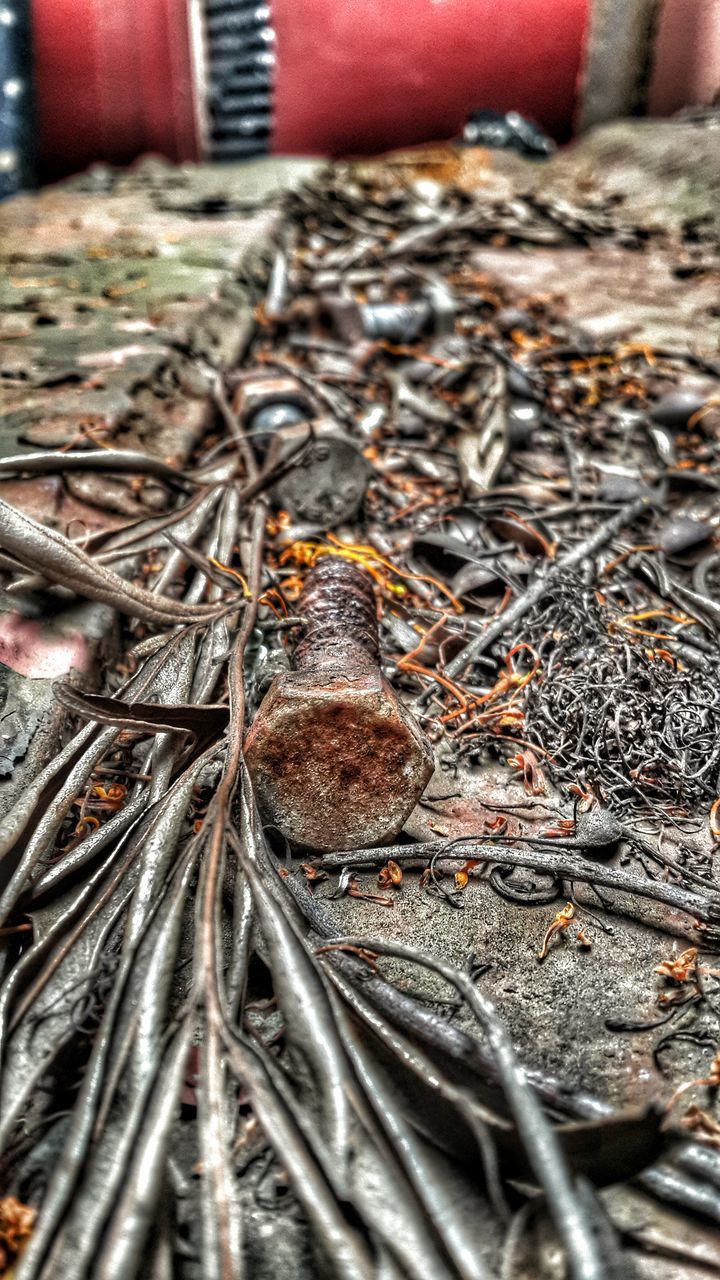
[2,140,720,1280]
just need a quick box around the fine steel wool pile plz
[1,126,720,1279]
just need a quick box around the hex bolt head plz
[245,558,434,851]
[245,666,434,851]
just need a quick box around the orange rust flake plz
[655,947,698,984]
[538,902,575,961]
[0,1196,36,1276]
[378,859,403,888]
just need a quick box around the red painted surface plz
[271,0,590,154]
[30,0,720,179]
[0,613,89,678]
[31,0,200,180]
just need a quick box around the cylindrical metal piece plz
[244,556,434,851]
[0,2,33,197]
[295,559,380,672]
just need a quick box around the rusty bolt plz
[245,558,434,852]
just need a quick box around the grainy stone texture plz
[0,155,320,530]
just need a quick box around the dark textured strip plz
[210,29,274,55]
[203,0,274,160]
[210,138,272,159]
[212,115,270,140]
[209,71,271,95]
[0,1,34,198]
[206,5,271,33]
[211,91,271,113]
[205,0,259,10]
[209,51,274,75]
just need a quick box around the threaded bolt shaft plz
[295,557,379,671]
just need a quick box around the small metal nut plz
[232,374,314,428]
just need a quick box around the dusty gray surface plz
[0,155,320,528]
[326,860,694,1109]
[470,242,720,354]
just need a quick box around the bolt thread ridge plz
[295,557,380,669]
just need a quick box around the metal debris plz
[1,127,720,1280]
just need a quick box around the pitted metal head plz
[271,418,369,527]
[244,665,434,852]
